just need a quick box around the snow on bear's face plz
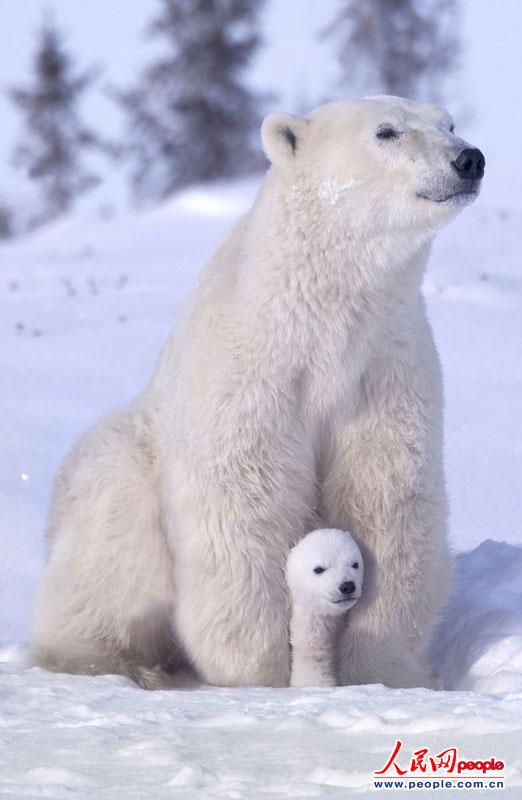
[286,529,364,617]
[262,96,484,236]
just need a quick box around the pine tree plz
[9,18,102,224]
[325,0,461,103]
[117,0,267,202]
[0,204,14,239]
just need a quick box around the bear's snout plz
[339,580,356,595]
[451,147,485,182]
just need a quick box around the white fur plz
[31,96,483,688]
[287,529,363,687]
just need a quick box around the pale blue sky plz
[0,0,520,203]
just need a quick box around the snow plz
[1,175,521,797]
[430,540,522,695]
[1,646,522,799]
[1,651,521,798]
[318,178,365,205]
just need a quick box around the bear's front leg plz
[321,338,453,689]
[166,439,316,687]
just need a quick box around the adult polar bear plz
[31,97,484,689]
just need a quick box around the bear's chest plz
[296,333,365,425]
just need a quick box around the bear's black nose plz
[339,581,356,595]
[451,147,485,181]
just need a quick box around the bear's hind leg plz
[31,409,187,688]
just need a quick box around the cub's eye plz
[352,562,359,569]
[449,123,455,133]
[376,127,400,140]
[313,566,326,574]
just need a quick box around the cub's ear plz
[261,113,309,166]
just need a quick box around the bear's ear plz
[261,113,309,166]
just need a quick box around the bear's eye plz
[376,126,400,140]
[313,566,326,574]
[449,123,455,133]
[352,562,359,569]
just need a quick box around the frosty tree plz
[117,0,267,202]
[0,203,14,239]
[326,0,461,102]
[9,19,103,224]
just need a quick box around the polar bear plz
[287,529,363,687]
[31,96,485,689]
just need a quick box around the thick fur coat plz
[31,97,484,689]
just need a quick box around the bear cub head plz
[287,528,364,618]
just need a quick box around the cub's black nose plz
[452,147,485,181]
[339,580,356,595]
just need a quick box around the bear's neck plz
[289,600,344,687]
[236,171,432,345]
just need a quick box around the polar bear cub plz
[286,529,363,687]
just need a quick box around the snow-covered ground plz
[1,176,521,797]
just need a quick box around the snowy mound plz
[1,644,522,798]
[431,540,522,694]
